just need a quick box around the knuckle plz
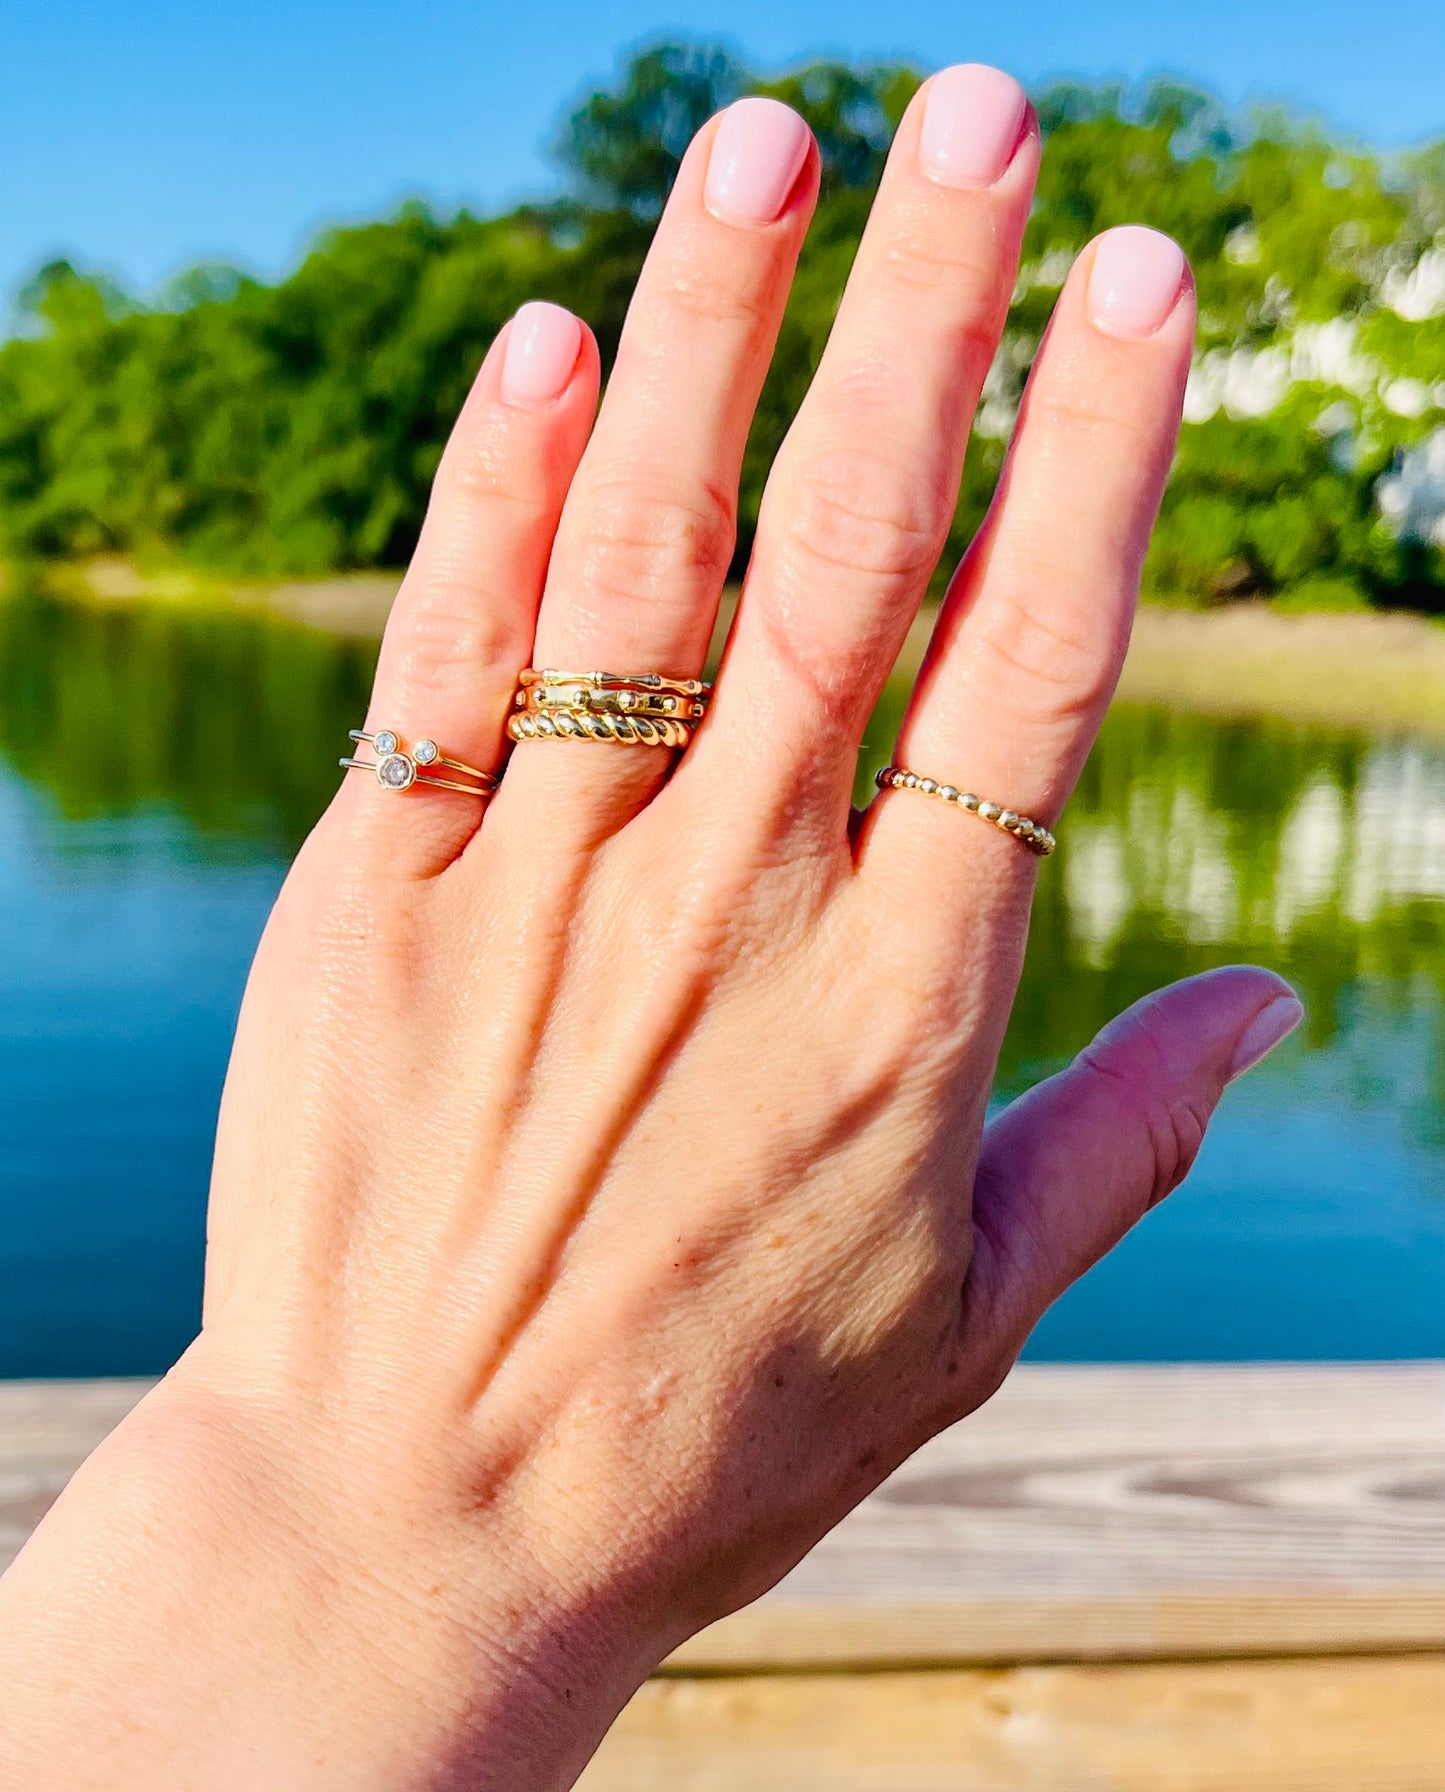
[782,446,945,586]
[1078,1021,1211,1214]
[385,578,524,693]
[878,226,1001,313]
[1151,1095,1210,1207]
[434,425,555,518]
[570,472,737,606]
[1026,385,1151,452]
[644,257,776,336]
[969,575,1123,723]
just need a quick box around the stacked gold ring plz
[875,765,1056,856]
[508,669,710,748]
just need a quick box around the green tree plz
[0,42,1442,603]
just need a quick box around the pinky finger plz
[861,227,1194,915]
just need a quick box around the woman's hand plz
[0,67,1299,1792]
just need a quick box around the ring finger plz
[493,97,818,837]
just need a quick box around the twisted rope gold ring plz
[507,709,696,747]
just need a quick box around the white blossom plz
[1381,244,1445,322]
[1377,427,1445,546]
[1380,376,1435,418]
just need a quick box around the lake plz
[2,589,1443,1376]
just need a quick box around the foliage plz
[2,42,1443,604]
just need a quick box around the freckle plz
[773,1375,786,1389]
[766,1234,786,1250]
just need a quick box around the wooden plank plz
[678,1363,1445,1666]
[4,1367,1443,1663]
[578,1657,1445,1791]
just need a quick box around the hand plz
[0,67,1300,1792]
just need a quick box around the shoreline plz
[9,561,1445,736]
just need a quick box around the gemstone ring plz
[340,729,497,797]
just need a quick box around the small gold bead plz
[1000,810,1019,830]
[940,786,959,802]
[978,801,1001,821]
[960,793,979,811]
[920,779,938,795]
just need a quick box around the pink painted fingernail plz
[501,302,582,406]
[704,97,811,226]
[919,63,1028,189]
[1087,227,1188,339]
[1227,994,1304,1082]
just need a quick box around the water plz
[2,590,1443,1376]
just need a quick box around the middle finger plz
[682,64,1039,843]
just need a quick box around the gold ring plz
[507,709,695,747]
[875,765,1055,856]
[518,668,709,700]
[340,729,497,796]
[508,669,710,747]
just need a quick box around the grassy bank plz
[8,560,1445,737]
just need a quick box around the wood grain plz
[4,1366,1443,1664]
[578,1657,1445,1791]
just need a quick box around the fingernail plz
[1087,226,1188,339]
[704,97,811,226]
[919,63,1028,189]
[501,302,582,406]
[1227,994,1304,1082]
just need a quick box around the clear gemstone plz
[377,753,415,790]
[373,730,398,755]
[413,739,438,766]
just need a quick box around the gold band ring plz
[875,765,1056,856]
[341,729,497,796]
[523,685,707,722]
[509,668,710,747]
[518,668,709,699]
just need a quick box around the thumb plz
[969,965,1302,1353]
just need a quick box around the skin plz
[0,72,1299,1792]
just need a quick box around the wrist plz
[0,1354,659,1792]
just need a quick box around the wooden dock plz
[5,1364,1443,1788]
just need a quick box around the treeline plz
[2,42,1444,606]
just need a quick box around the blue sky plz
[5,0,1443,307]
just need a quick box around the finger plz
[683,66,1039,838]
[500,97,817,835]
[336,304,599,874]
[862,227,1195,903]
[965,967,1302,1358]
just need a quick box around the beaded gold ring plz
[874,765,1056,857]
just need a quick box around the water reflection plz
[1,594,1442,1371]
[0,590,373,852]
